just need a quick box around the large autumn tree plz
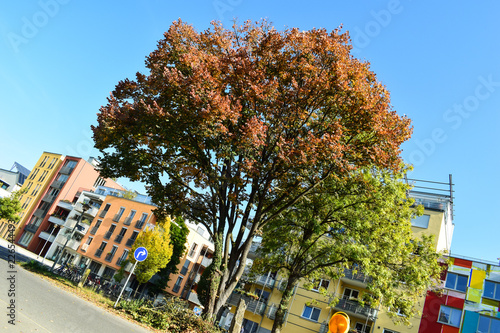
[252,167,442,333]
[92,19,412,319]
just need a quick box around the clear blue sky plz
[1,1,499,261]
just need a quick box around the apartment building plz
[418,254,500,333]
[0,161,30,199]
[163,220,214,308]
[14,153,123,255]
[221,177,454,333]
[0,152,63,238]
[76,186,157,280]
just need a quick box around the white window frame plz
[355,322,371,333]
[383,329,400,333]
[437,305,462,327]
[312,279,330,292]
[343,287,359,300]
[188,243,198,258]
[411,214,430,228]
[301,305,321,322]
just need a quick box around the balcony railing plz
[48,215,66,226]
[99,210,108,218]
[266,304,287,320]
[104,231,113,240]
[57,200,73,211]
[59,165,74,175]
[135,220,145,229]
[125,238,135,247]
[112,214,122,222]
[38,231,56,242]
[333,298,378,321]
[123,217,133,226]
[95,249,104,258]
[343,268,372,284]
[105,252,115,262]
[51,180,65,189]
[114,235,124,244]
[89,226,99,235]
[200,256,213,267]
[33,208,46,219]
[25,223,40,233]
[116,256,127,266]
[254,274,276,288]
[55,234,80,251]
[42,193,57,203]
[227,293,266,316]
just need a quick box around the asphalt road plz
[0,246,151,332]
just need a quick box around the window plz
[48,157,57,169]
[188,243,198,257]
[411,214,430,228]
[242,319,259,333]
[180,260,191,276]
[31,184,41,196]
[343,287,359,300]
[173,276,183,293]
[301,305,321,321]
[135,213,148,228]
[115,227,127,243]
[445,272,468,292]
[484,281,500,301]
[38,170,48,182]
[95,242,107,257]
[90,219,102,235]
[104,224,116,239]
[438,306,462,327]
[85,236,93,246]
[312,279,330,292]
[478,315,500,332]
[383,330,400,333]
[39,156,48,167]
[99,203,111,218]
[117,249,129,266]
[105,245,118,262]
[21,197,32,209]
[113,207,125,222]
[355,323,371,333]
[18,232,34,247]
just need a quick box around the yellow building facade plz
[0,152,63,239]
[223,179,454,333]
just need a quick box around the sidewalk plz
[0,237,57,269]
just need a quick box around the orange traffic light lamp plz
[328,311,350,333]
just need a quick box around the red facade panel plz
[453,258,472,268]
[418,291,446,333]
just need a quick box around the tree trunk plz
[272,275,299,333]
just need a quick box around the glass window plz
[438,306,462,327]
[172,276,183,293]
[478,315,500,333]
[484,281,500,301]
[188,243,198,257]
[411,214,430,228]
[180,260,191,276]
[383,330,400,333]
[355,323,371,333]
[343,287,359,300]
[301,305,321,321]
[312,279,330,292]
[445,272,468,292]
[242,319,259,333]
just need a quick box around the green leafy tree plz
[253,168,442,333]
[122,189,138,200]
[0,189,25,240]
[148,217,189,295]
[130,217,174,295]
[92,20,412,319]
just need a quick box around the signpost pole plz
[113,260,138,308]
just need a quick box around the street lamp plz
[50,201,91,272]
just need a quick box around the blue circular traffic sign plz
[134,247,148,262]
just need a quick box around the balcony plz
[114,235,124,244]
[48,215,66,226]
[59,165,74,175]
[42,193,57,203]
[81,243,89,252]
[57,200,73,211]
[333,298,378,321]
[51,180,65,189]
[254,274,276,289]
[342,268,372,288]
[63,218,89,235]
[134,220,145,229]
[123,217,133,226]
[33,208,46,219]
[38,231,56,242]
[112,214,122,222]
[266,304,287,320]
[227,293,266,315]
[55,234,81,251]
[200,256,213,268]
[247,241,260,259]
[24,223,40,233]
[105,252,115,262]
[75,203,98,217]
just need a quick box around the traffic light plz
[328,311,350,333]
